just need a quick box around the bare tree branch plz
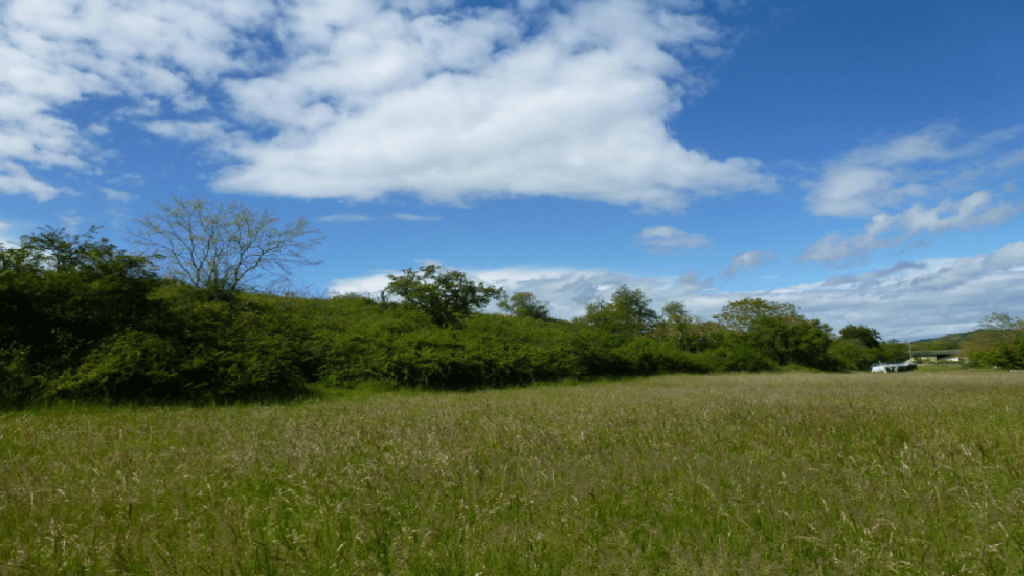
[130,196,324,297]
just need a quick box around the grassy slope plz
[910,330,1015,351]
[2,372,1024,575]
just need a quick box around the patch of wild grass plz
[3,371,1024,575]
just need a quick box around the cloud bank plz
[801,125,1022,265]
[0,0,776,209]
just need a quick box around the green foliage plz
[577,285,659,339]
[980,312,1024,332]
[0,227,317,405]
[705,298,834,371]
[702,335,780,372]
[498,291,551,320]
[829,338,911,372]
[959,313,1024,369]
[653,300,708,352]
[385,265,505,328]
[3,227,914,404]
[42,288,315,403]
[747,316,834,369]
[131,196,323,299]
[714,297,799,334]
[828,339,874,371]
[838,324,881,348]
[0,226,163,379]
[0,345,45,410]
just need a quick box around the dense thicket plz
[1,229,314,408]
[1,225,956,408]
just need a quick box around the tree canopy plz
[498,291,551,320]
[838,325,882,348]
[386,265,505,327]
[578,285,660,337]
[0,226,162,363]
[130,196,323,298]
[714,298,800,334]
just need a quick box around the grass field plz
[2,371,1024,575]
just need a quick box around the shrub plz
[0,345,47,410]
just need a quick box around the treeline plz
[1,225,919,408]
[958,314,1024,369]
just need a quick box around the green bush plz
[53,330,184,401]
[0,345,47,410]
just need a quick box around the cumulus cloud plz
[100,187,136,202]
[801,191,1016,265]
[318,214,371,222]
[634,225,709,252]
[0,0,276,200]
[0,161,61,201]
[805,124,1024,218]
[331,241,1024,339]
[723,249,775,279]
[821,261,927,289]
[210,0,777,208]
[801,124,1023,265]
[0,0,776,208]
[906,242,1024,292]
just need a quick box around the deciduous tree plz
[131,197,323,298]
[838,325,882,348]
[579,285,659,336]
[498,292,551,320]
[714,297,799,334]
[386,265,505,327]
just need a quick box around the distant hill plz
[909,329,1016,351]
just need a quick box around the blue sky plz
[2,0,1023,340]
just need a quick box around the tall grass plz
[2,371,1023,575]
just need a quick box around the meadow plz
[2,370,1023,575]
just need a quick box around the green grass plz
[3,371,1024,575]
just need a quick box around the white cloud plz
[807,164,924,218]
[208,0,775,208]
[801,192,1016,265]
[723,249,775,279]
[994,146,1024,168]
[841,124,961,167]
[1,0,775,209]
[0,220,18,248]
[0,160,61,201]
[318,213,371,222]
[109,172,143,181]
[821,261,927,290]
[100,187,136,202]
[899,191,1016,233]
[393,213,441,221]
[58,213,82,233]
[906,242,1024,292]
[805,124,1024,218]
[801,124,1023,265]
[634,225,709,252]
[0,0,275,200]
[330,272,395,297]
